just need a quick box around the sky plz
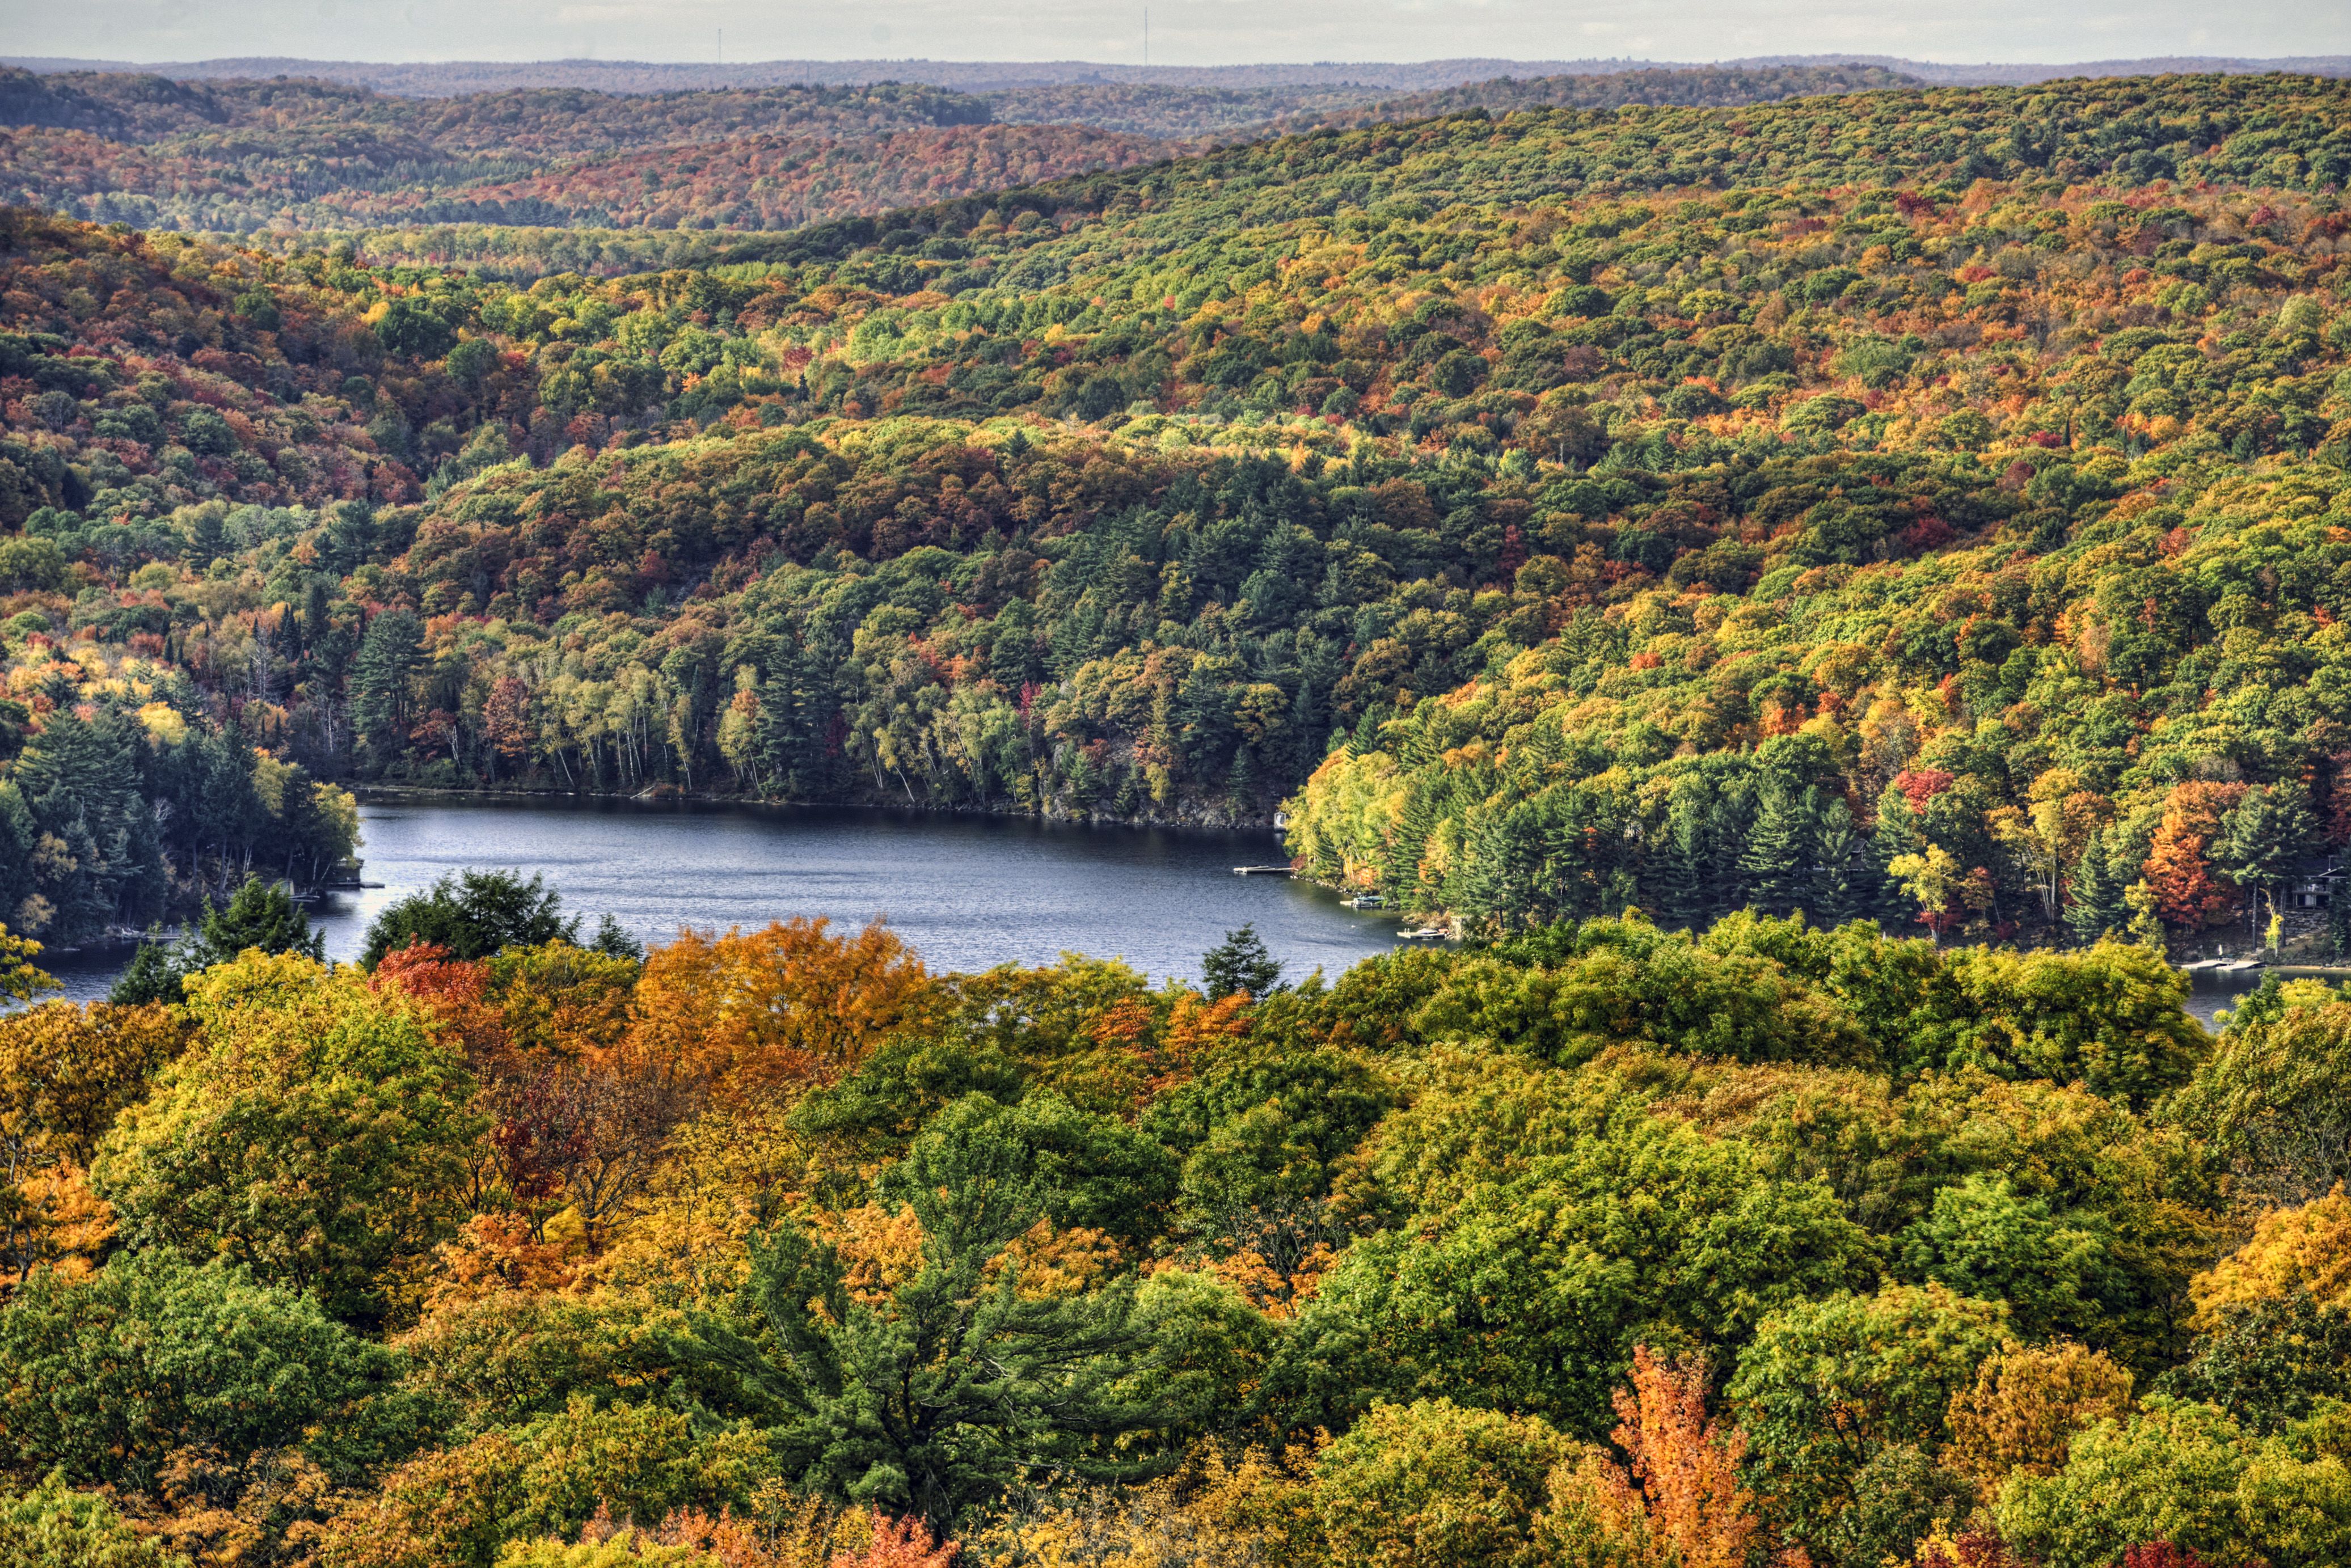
[5,0,2347,69]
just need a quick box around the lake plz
[37,794,1407,1002]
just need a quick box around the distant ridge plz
[7,53,2348,96]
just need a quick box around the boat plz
[1397,925,1449,940]
[2216,957,2265,973]
[1232,865,1293,876]
[1341,894,1385,909]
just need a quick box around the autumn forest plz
[1,56,2350,1568]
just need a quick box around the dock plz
[1233,865,1293,876]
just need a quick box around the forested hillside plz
[6,62,2351,1568]
[8,70,2351,947]
[1,64,1932,238]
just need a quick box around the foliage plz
[0,1471,189,1568]
[92,952,483,1322]
[1200,924,1283,1002]
[0,1250,409,1493]
[362,869,581,968]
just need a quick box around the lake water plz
[37,795,1407,1002]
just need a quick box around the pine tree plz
[2064,832,2126,946]
[1866,785,1924,928]
[1653,783,1715,932]
[1202,924,1283,1000]
[1738,783,1814,917]
[1812,799,1860,928]
[184,875,326,971]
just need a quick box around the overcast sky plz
[8,0,2346,69]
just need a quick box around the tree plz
[107,937,181,1008]
[1201,924,1282,1001]
[1943,1340,2136,1501]
[683,1172,1171,1535]
[1812,800,1862,928]
[1737,783,1815,917]
[351,609,424,758]
[0,1470,186,1568]
[361,869,577,969]
[92,953,482,1323]
[1312,1398,1574,1568]
[0,1001,184,1279]
[1278,1111,1872,1438]
[0,1250,404,1493]
[1887,845,1965,941]
[1593,1347,1759,1568]
[2143,783,2247,931]
[2178,985,2351,1204]
[1726,1283,2006,1554]
[626,918,935,1105]
[0,924,52,1005]
[185,875,325,969]
[2215,783,2319,922]
[2156,1293,2351,1435]
[2008,1389,2351,1563]
[2065,832,2126,946]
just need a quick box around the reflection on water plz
[37,794,1407,1003]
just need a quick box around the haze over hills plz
[7,52,2349,95]
[0,62,1926,238]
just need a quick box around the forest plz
[5,71,2351,948]
[3,57,2351,1568]
[0,873,2347,1567]
[0,64,1921,237]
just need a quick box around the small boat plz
[1342,894,1385,909]
[2216,957,2265,973]
[1232,865,1294,877]
[1397,925,1450,940]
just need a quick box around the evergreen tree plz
[349,608,423,758]
[109,935,183,1007]
[2065,832,2126,946]
[187,876,325,969]
[2215,782,2320,919]
[1867,785,1925,928]
[1653,783,1716,932]
[1739,783,1815,917]
[1202,923,1283,1000]
[1812,798,1862,928]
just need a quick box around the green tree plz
[2157,1294,2351,1436]
[351,608,424,758]
[1279,1110,1873,1438]
[187,875,324,969]
[360,869,579,969]
[2215,783,2320,920]
[1726,1283,2006,1556]
[685,1159,1174,1533]
[2001,1387,2351,1566]
[2064,831,2126,946]
[92,952,482,1324]
[0,1471,188,1568]
[107,935,180,1008]
[1897,1174,2116,1345]
[1201,923,1282,1000]
[1313,1398,1574,1568]
[1738,782,1816,917]
[0,1250,408,1493]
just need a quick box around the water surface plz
[41,795,1404,1001]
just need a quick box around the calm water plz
[38,795,1405,1002]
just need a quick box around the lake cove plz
[39,794,1405,1001]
